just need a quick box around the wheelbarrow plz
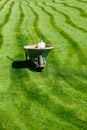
[24,44,53,71]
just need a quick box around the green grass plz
[0,0,87,129]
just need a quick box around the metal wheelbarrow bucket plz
[24,44,53,71]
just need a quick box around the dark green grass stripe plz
[36,3,87,65]
[0,0,9,11]
[77,0,87,3]
[15,3,25,45]
[0,2,14,49]
[16,2,25,33]
[0,34,3,49]
[0,2,14,28]
[29,3,43,39]
[44,2,87,33]
[54,2,87,17]
[3,2,14,25]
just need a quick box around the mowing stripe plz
[44,2,87,33]
[54,2,87,17]
[0,1,14,49]
[29,3,43,40]
[76,0,87,3]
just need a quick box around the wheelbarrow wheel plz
[38,67,44,72]
[38,55,44,67]
[33,55,46,72]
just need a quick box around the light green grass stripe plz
[0,0,9,11]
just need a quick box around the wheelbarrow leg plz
[25,52,28,61]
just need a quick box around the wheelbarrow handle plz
[20,36,25,47]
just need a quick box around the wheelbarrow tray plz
[24,44,53,58]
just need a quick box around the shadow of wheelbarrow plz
[12,60,42,72]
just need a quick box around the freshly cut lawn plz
[0,0,87,129]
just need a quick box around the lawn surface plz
[0,0,87,129]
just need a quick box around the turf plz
[0,0,87,130]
